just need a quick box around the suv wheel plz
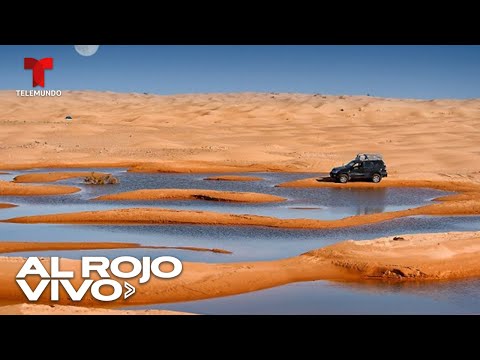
[338,174,349,183]
[372,173,382,183]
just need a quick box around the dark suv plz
[329,154,387,183]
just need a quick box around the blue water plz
[125,279,480,315]
[5,215,480,262]
[1,169,480,314]
[0,168,449,220]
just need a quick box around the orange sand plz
[95,188,284,203]
[0,203,16,209]
[0,180,80,196]
[0,231,479,308]
[1,91,480,313]
[0,241,231,255]
[0,242,197,315]
[0,91,479,181]
[0,304,193,315]
[13,172,109,183]
[277,177,478,191]
[304,231,480,280]
[6,178,480,228]
[0,241,143,254]
[204,175,264,181]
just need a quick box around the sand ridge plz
[305,231,480,280]
[0,241,232,255]
[5,178,480,228]
[0,232,479,309]
[0,203,16,209]
[277,177,479,191]
[13,172,110,183]
[95,188,284,203]
[0,180,80,196]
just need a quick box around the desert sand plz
[204,175,264,181]
[0,304,193,315]
[6,178,480,228]
[0,241,231,255]
[0,203,16,209]
[13,172,109,183]
[277,177,479,191]
[0,241,147,254]
[0,232,479,309]
[304,231,480,280]
[1,91,480,313]
[0,91,479,181]
[95,188,284,203]
[0,180,80,196]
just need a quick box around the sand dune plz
[1,91,479,181]
[5,179,480,228]
[1,231,479,309]
[204,175,264,181]
[1,90,480,313]
[0,180,80,196]
[95,188,284,203]
[13,172,109,183]
[305,231,480,280]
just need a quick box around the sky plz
[1,45,479,99]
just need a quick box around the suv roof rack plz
[356,153,383,161]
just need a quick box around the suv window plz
[363,161,374,170]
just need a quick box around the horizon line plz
[0,89,477,101]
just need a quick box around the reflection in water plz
[1,169,478,314]
[125,278,480,315]
[0,169,447,221]
[2,215,480,263]
[348,188,387,215]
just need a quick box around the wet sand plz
[95,188,284,203]
[0,303,194,315]
[6,178,480,228]
[0,241,231,255]
[305,231,480,280]
[0,231,479,309]
[204,175,264,182]
[0,203,16,209]
[1,91,480,313]
[0,180,80,196]
[13,172,109,183]
[277,177,480,192]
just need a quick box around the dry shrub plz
[84,172,119,185]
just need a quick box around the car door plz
[349,162,365,179]
[362,161,375,179]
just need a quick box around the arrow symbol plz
[124,281,136,299]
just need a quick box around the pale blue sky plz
[1,45,479,99]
